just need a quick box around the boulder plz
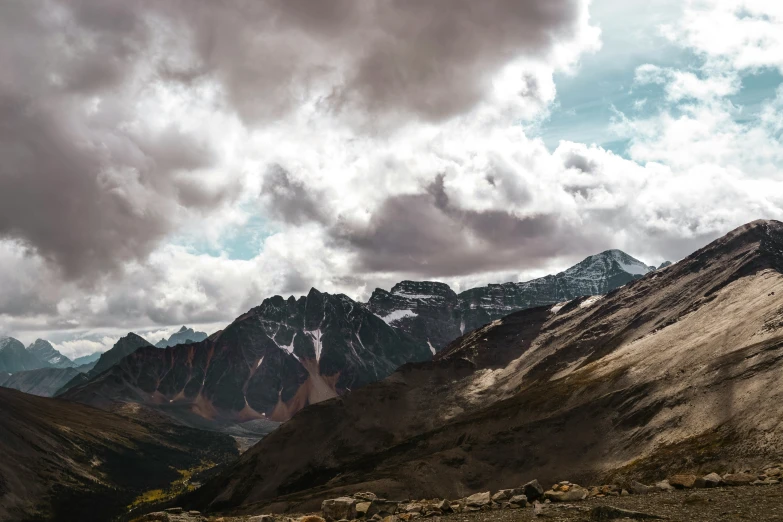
[523,479,545,502]
[723,473,757,486]
[509,494,528,508]
[589,506,667,520]
[544,485,588,502]
[322,497,358,522]
[367,500,399,517]
[700,473,723,488]
[354,492,378,501]
[356,502,372,518]
[491,489,518,502]
[431,500,449,513]
[668,474,697,489]
[629,481,656,495]
[655,480,674,492]
[465,491,491,507]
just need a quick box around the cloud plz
[3,0,782,349]
[0,1,242,280]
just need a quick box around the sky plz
[1,0,782,358]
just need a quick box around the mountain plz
[61,288,431,424]
[0,337,49,373]
[367,249,657,351]
[155,326,209,348]
[187,220,783,514]
[72,352,102,366]
[0,367,81,397]
[27,338,73,368]
[61,252,658,428]
[89,332,153,376]
[0,387,237,522]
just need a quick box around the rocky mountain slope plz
[0,337,49,373]
[90,332,153,376]
[0,387,238,522]
[0,366,81,397]
[156,326,209,348]
[367,250,656,351]
[61,289,431,424]
[27,338,73,368]
[186,220,783,515]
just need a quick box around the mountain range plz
[60,250,658,429]
[0,337,48,373]
[156,326,209,348]
[367,249,657,351]
[183,219,783,514]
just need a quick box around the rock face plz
[367,281,460,353]
[0,367,81,397]
[0,386,237,522]
[186,220,783,512]
[27,339,73,368]
[367,250,657,352]
[156,326,209,348]
[62,289,430,423]
[0,337,48,373]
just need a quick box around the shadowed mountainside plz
[0,366,81,397]
[185,220,783,515]
[0,387,238,522]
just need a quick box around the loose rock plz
[465,491,491,507]
[668,474,697,489]
[723,473,757,486]
[322,497,358,522]
[523,479,545,502]
[544,485,588,502]
[701,473,723,488]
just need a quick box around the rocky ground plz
[138,483,783,522]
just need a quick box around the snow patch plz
[427,339,436,356]
[377,309,417,325]
[256,356,264,368]
[580,295,604,308]
[394,292,435,299]
[550,302,567,314]
[611,251,651,275]
[306,329,324,362]
[273,332,299,361]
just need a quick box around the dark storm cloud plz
[156,0,583,122]
[336,174,600,277]
[0,1,234,280]
[0,0,584,282]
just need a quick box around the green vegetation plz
[127,460,215,510]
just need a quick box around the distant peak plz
[178,326,189,333]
